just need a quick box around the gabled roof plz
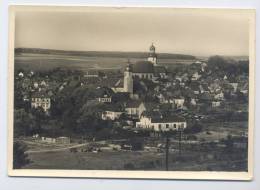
[154,66,166,74]
[31,91,50,98]
[95,87,113,97]
[114,79,124,88]
[151,115,186,123]
[131,61,154,73]
[125,100,144,108]
[142,111,186,123]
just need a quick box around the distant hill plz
[15,48,196,60]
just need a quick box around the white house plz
[214,91,224,100]
[125,101,146,118]
[31,93,51,112]
[230,82,238,92]
[136,112,187,132]
[84,70,99,78]
[97,94,112,103]
[191,72,201,81]
[212,101,221,107]
[18,72,24,78]
[102,111,123,120]
[173,98,185,109]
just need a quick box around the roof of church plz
[154,66,166,74]
[131,61,154,73]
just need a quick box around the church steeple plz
[124,64,133,94]
[150,43,156,53]
[147,43,157,66]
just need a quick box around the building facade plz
[31,94,51,112]
[136,113,187,132]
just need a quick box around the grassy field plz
[19,121,248,171]
[23,147,247,171]
[15,53,196,72]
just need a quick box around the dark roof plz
[199,92,213,101]
[31,91,50,98]
[142,111,186,123]
[154,66,166,74]
[152,115,185,123]
[114,79,124,88]
[95,87,113,97]
[85,70,99,76]
[131,61,154,73]
[103,104,124,112]
[125,100,144,108]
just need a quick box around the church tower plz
[147,43,157,66]
[124,64,133,94]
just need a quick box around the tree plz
[14,109,36,137]
[13,142,30,169]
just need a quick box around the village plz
[13,44,249,170]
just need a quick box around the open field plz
[18,120,248,171]
[23,148,247,171]
[15,53,196,72]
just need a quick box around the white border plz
[7,5,256,180]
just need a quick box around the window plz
[158,124,162,130]
[174,124,177,128]
[166,124,169,128]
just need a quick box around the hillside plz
[15,48,196,60]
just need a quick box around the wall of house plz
[31,97,51,112]
[153,122,187,131]
[132,73,153,80]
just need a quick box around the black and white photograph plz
[8,6,255,179]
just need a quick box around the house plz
[190,82,200,95]
[33,82,39,89]
[173,98,185,109]
[95,87,113,103]
[212,101,221,107]
[41,137,56,143]
[190,98,197,106]
[97,94,112,103]
[18,72,24,78]
[84,70,99,78]
[191,72,201,81]
[136,111,187,132]
[214,91,224,100]
[56,137,70,144]
[102,111,124,120]
[125,101,146,118]
[230,82,238,92]
[31,92,51,112]
[40,80,47,87]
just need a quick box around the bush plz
[129,138,144,151]
[140,161,155,169]
[187,135,197,141]
[184,123,202,134]
[13,142,30,169]
[124,163,135,170]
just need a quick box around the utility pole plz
[165,134,170,171]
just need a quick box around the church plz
[131,43,167,80]
[112,43,167,94]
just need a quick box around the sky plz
[15,7,251,56]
